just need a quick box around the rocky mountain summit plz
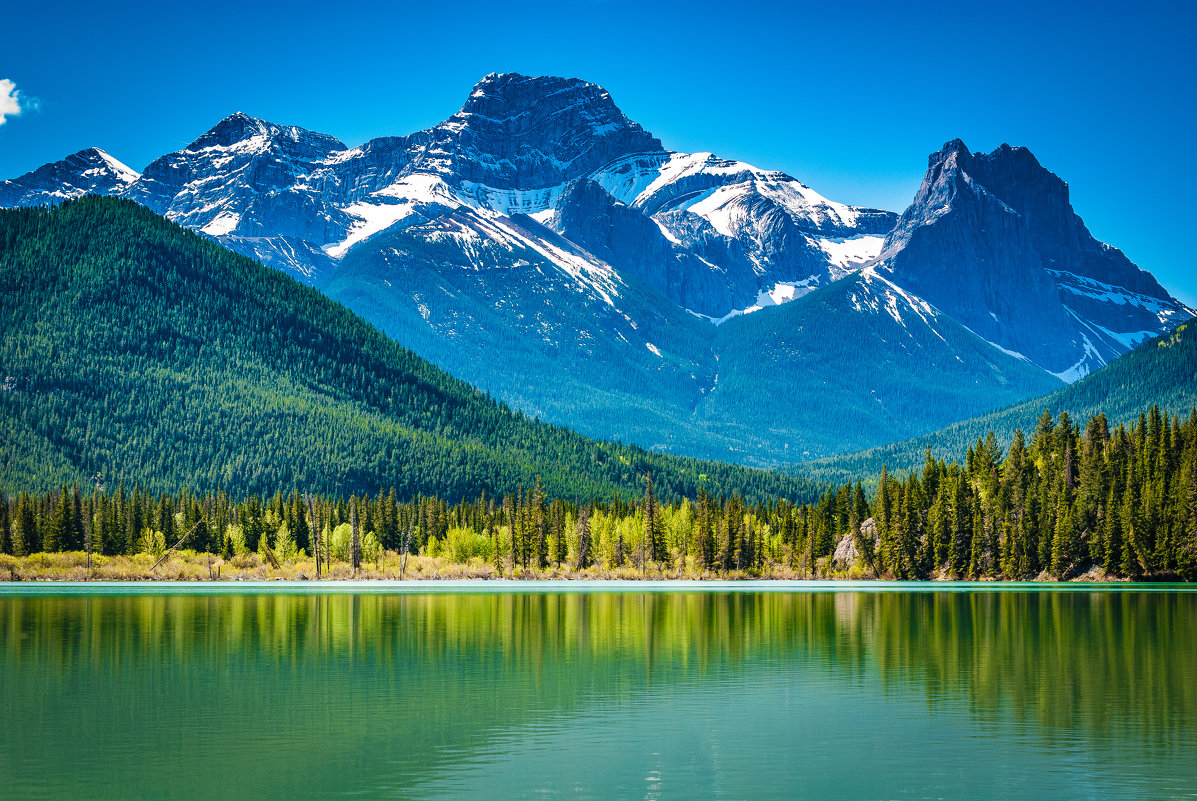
[429,72,664,189]
[0,148,138,207]
[1,75,1190,464]
[872,139,1189,379]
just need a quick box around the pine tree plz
[1121,457,1145,576]
[532,477,548,570]
[0,498,12,556]
[551,500,567,567]
[575,504,592,570]
[696,487,714,572]
[1051,484,1077,578]
[851,482,877,573]
[643,474,665,565]
[876,467,896,575]
[1177,458,1197,580]
[44,487,71,553]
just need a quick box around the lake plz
[1,582,1195,799]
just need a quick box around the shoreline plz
[3,551,1182,588]
[2,579,1192,595]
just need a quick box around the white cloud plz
[0,79,33,126]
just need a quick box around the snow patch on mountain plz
[201,212,241,236]
[1050,269,1193,324]
[326,174,461,257]
[589,152,673,205]
[1088,324,1157,349]
[696,277,824,325]
[517,229,621,307]
[754,175,861,229]
[816,234,886,275]
[327,200,418,257]
[860,268,945,337]
[459,181,564,217]
[1049,333,1101,383]
[592,151,868,235]
[88,149,140,185]
[0,148,140,207]
[685,183,748,237]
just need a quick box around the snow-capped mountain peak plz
[0,147,139,207]
[186,111,347,154]
[122,111,350,252]
[418,72,664,191]
[85,148,140,185]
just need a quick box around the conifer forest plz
[5,407,1195,581]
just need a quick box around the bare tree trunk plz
[350,498,361,576]
[400,530,412,579]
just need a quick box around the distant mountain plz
[0,197,814,503]
[1,75,1190,466]
[798,320,1197,487]
[0,148,139,206]
[873,139,1190,380]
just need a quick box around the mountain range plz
[2,73,1190,466]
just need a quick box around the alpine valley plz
[2,73,1190,466]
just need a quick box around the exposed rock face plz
[832,518,879,570]
[963,144,1167,297]
[421,72,664,189]
[0,148,138,206]
[550,178,736,315]
[873,140,1192,379]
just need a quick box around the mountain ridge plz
[1,74,1190,466]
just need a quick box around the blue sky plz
[2,0,1194,303]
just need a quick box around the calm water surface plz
[1,583,1194,800]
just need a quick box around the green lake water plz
[1,582,1194,800]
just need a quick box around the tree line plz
[3,406,1195,580]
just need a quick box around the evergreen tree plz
[12,493,37,556]
[1178,458,1197,579]
[44,487,73,553]
[532,477,548,570]
[643,474,666,565]
[575,504,592,570]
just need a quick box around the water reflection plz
[1,591,1194,800]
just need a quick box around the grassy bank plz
[0,550,838,581]
[0,550,1133,583]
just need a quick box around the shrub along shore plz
[0,550,1130,582]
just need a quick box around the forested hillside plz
[799,321,1197,486]
[0,197,813,503]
